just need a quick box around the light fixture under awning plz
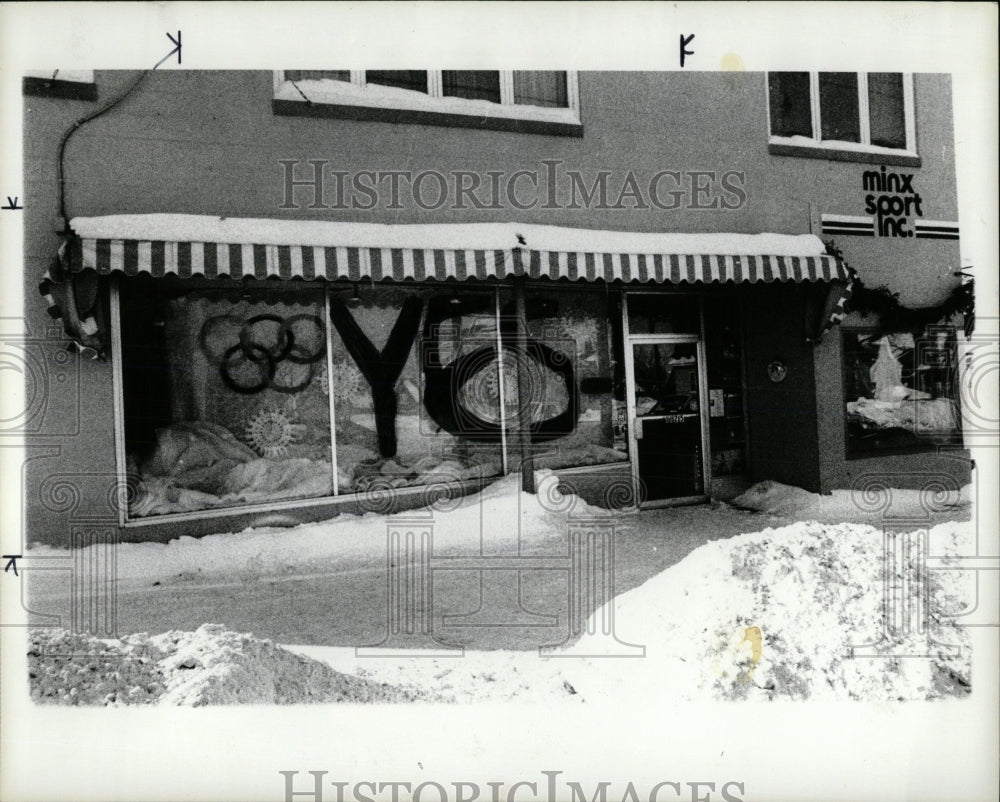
[64,215,849,285]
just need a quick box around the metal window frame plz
[109,278,128,528]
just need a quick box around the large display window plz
[116,278,628,521]
[514,287,628,470]
[842,326,962,456]
[120,278,334,517]
[328,285,503,493]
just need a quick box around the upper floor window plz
[767,72,917,165]
[23,69,97,101]
[274,70,581,136]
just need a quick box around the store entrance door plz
[626,337,709,506]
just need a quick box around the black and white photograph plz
[1,3,997,801]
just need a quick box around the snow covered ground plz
[562,518,972,702]
[27,473,589,589]
[25,475,976,705]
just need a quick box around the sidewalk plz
[23,477,972,650]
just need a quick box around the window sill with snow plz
[272,71,584,137]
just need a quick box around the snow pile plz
[28,518,974,705]
[28,628,166,705]
[25,478,975,705]
[28,473,605,588]
[28,625,428,706]
[730,479,970,521]
[71,214,829,257]
[565,520,972,702]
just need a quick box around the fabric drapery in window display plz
[843,328,962,455]
[120,282,334,517]
[328,286,504,494]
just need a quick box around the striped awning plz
[66,237,847,285]
[46,216,850,357]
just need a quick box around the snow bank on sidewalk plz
[27,473,602,587]
[730,480,971,520]
[27,517,975,705]
[565,519,973,702]
[28,625,428,705]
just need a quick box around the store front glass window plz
[120,278,333,517]
[118,279,629,521]
[329,285,503,493]
[843,327,962,456]
[511,288,628,470]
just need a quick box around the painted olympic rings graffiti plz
[198,314,326,394]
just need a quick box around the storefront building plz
[20,70,970,545]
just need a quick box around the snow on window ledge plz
[273,75,583,137]
[23,70,97,101]
[769,135,920,167]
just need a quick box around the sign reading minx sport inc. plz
[821,165,959,240]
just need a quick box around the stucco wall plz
[24,72,960,242]
[818,74,961,308]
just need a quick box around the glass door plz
[626,337,709,505]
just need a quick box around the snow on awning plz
[65,215,849,285]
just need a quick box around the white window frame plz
[274,70,581,127]
[766,72,917,158]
